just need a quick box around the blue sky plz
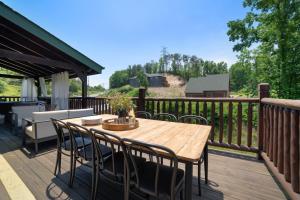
[2,0,247,88]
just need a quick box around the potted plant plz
[109,92,134,118]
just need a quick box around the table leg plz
[185,162,193,200]
[204,143,208,184]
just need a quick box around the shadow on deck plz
[0,125,287,200]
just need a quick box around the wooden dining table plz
[63,114,211,200]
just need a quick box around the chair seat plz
[136,161,184,195]
[62,137,92,151]
[78,143,112,160]
[102,152,146,181]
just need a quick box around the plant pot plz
[117,109,128,118]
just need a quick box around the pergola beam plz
[0,73,25,79]
[0,49,84,73]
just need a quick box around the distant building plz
[185,74,230,97]
[129,73,169,87]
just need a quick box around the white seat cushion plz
[25,126,34,139]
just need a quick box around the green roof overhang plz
[0,2,104,74]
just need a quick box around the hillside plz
[148,74,186,97]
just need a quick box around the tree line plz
[110,50,228,89]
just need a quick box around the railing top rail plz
[262,98,300,110]
[144,97,260,102]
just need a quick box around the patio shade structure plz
[0,2,104,107]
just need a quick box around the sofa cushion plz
[68,108,94,119]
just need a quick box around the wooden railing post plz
[258,83,270,159]
[137,87,146,111]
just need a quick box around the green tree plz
[227,0,300,98]
[109,70,129,89]
[230,62,251,91]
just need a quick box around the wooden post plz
[258,83,270,159]
[137,87,146,111]
[80,74,88,109]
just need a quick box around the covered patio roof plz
[0,2,104,80]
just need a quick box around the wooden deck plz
[0,125,287,200]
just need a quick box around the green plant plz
[109,92,134,117]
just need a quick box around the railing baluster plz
[175,100,179,118]
[181,100,185,116]
[273,106,278,167]
[269,105,273,161]
[219,102,224,143]
[227,102,233,145]
[278,107,284,173]
[162,100,166,113]
[247,102,253,147]
[203,102,207,119]
[237,102,242,146]
[210,102,215,142]
[188,100,192,115]
[157,100,160,114]
[196,101,200,116]
[283,108,291,182]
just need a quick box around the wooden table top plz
[63,114,211,162]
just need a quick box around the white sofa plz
[24,108,94,153]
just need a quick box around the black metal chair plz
[178,115,208,196]
[91,129,146,200]
[153,113,177,122]
[122,138,184,200]
[66,122,112,190]
[51,119,72,177]
[135,111,152,119]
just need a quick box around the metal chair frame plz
[135,111,152,119]
[153,113,177,122]
[51,118,71,177]
[178,115,209,196]
[122,138,184,200]
[91,129,148,200]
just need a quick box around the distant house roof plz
[185,74,229,93]
[145,73,165,78]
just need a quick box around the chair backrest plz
[153,113,177,122]
[51,118,69,149]
[178,115,208,125]
[122,138,179,198]
[135,111,152,119]
[66,122,92,160]
[91,129,125,178]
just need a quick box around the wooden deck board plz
[0,126,287,200]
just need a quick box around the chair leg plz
[54,149,60,175]
[69,152,74,186]
[180,190,184,200]
[198,160,201,196]
[71,157,77,186]
[93,165,100,200]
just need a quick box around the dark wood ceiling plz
[0,15,101,79]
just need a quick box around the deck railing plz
[69,96,260,153]
[260,98,300,198]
